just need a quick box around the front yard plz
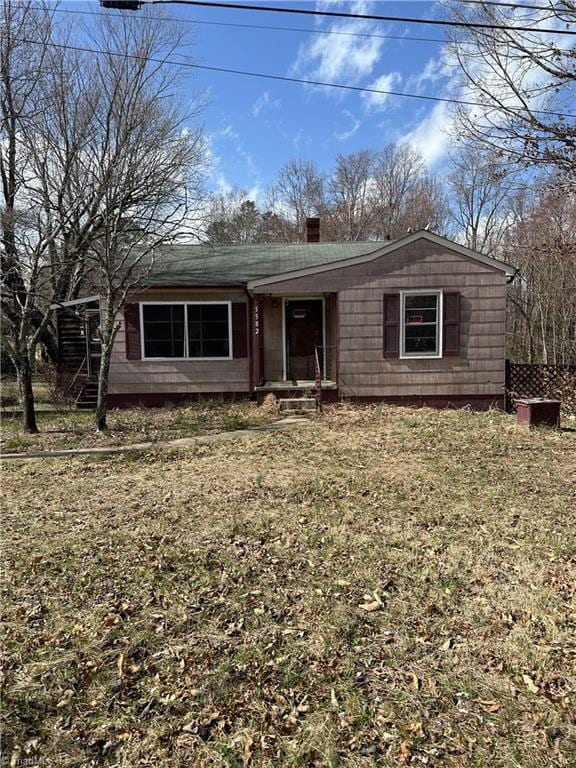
[1,405,575,767]
[0,400,278,454]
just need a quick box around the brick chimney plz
[305,217,320,243]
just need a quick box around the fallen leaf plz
[330,688,338,708]
[359,600,381,612]
[522,674,539,694]
[477,699,502,713]
[243,734,254,766]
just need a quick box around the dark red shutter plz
[443,292,460,357]
[383,293,400,358]
[124,303,141,360]
[232,302,248,358]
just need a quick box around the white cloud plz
[292,128,311,150]
[401,100,452,167]
[291,0,386,89]
[214,172,232,195]
[405,56,447,95]
[361,71,402,112]
[334,109,361,141]
[217,125,258,178]
[251,91,281,118]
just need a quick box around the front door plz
[285,299,323,381]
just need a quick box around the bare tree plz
[0,2,67,432]
[504,175,576,364]
[327,150,377,241]
[401,173,451,237]
[446,1,576,175]
[1,3,207,432]
[371,144,425,239]
[77,15,207,431]
[267,158,325,240]
[447,146,518,253]
[206,190,290,244]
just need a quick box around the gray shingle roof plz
[148,242,388,286]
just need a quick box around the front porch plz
[250,293,338,394]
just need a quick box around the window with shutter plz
[400,291,442,358]
[139,302,232,359]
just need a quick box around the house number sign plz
[254,301,261,335]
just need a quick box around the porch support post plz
[252,295,264,387]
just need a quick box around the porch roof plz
[147,241,387,286]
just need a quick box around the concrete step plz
[278,398,317,412]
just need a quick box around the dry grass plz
[1,405,575,767]
[0,400,277,454]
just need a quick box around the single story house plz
[56,225,516,410]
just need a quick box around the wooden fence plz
[505,361,576,412]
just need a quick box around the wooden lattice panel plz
[506,363,576,412]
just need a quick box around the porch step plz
[278,397,317,412]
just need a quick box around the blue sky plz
[65,1,462,198]
[189,1,454,199]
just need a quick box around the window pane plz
[405,335,437,354]
[405,294,437,309]
[187,304,229,357]
[403,294,438,356]
[145,340,173,358]
[143,305,172,322]
[405,325,437,339]
[203,321,229,340]
[143,304,185,358]
[188,321,202,341]
[202,305,228,322]
[202,340,229,357]
[405,308,437,324]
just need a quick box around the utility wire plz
[33,5,449,45]
[41,3,570,44]
[19,37,576,118]
[144,1,576,35]
[456,0,570,10]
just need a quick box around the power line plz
[19,37,576,119]
[143,1,576,35]
[456,0,570,9]
[34,5,450,45]
[40,2,569,44]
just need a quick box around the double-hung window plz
[141,303,231,359]
[401,291,442,358]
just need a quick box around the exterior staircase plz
[75,379,98,410]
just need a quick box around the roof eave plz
[247,231,515,290]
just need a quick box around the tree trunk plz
[17,357,38,433]
[95,338,111,432]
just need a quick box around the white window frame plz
[400,289,443,360]
[139,301,233,361]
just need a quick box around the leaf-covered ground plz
[2,405,575,767]
[0,400,277,454]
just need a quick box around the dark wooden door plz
[285,299,323,381]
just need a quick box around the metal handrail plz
[314,346,323,413]
[70,354,88,390]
